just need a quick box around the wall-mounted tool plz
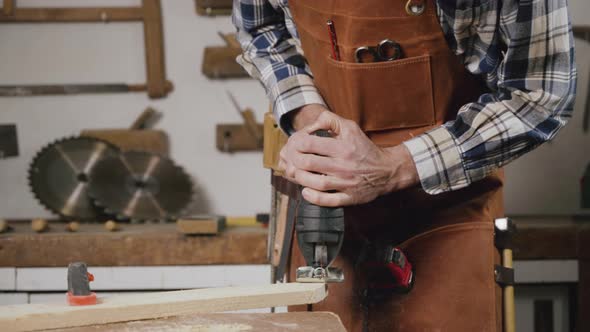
[216,92,264,153]
[0,124,18,158]
[88,151,193,222]
[28,137,120,220]
[195,0,232,16]
[81,107,169,156]
[202,32,249,79]
[67,262,97,306]
[0,0,172,99]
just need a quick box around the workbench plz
[0,222,267,267]
[1,217,589,330]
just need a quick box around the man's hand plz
[288,103,327,131]
[278,111,420,207]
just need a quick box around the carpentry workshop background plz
[0,0,589,331]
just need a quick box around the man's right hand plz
[288,104,328,131]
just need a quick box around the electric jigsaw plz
[295,130,345,283]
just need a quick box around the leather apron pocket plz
[368,221,498,331]
[321,54,436,132]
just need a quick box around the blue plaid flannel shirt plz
[232,0,577,195]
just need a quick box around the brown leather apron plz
[284,0,505,331]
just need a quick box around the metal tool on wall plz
[216,92,264,152]
[81,107,169,156]
[88,150,193,222]
[0,124,18,158]
[0,0,172,99]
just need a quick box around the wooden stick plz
[503,248,515,332]
[0,283,327,332]
[0,7,143,22]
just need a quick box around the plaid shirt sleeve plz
[403,0,577,194]
[232,0,326,134]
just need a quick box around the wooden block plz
[31,219,48,233]
[177,216,226,235]
[202,47,249,79]
[80,129,169,156]
[65,222,80,232]
[0,283,328,332]
[55,312,347,332]
[263,112,288,171]
[226,216,258,227]
[104,220,119,232]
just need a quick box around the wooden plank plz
[142,0,167,98]
[56,312,346,332]
[0,283,327,332]
[0,223,267,267]
[0,8,143,22]
[271,194,289,268]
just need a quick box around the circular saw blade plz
[88,151,193,221]
[28,136,120,220]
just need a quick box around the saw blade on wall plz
[88,151,193,222]
[28,136,120,220]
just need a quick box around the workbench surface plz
[0,222,267,267]
[52,312,346,332]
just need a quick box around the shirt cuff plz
[403,126,471,195]
[269,75,327,135]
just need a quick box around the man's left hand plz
[278,111,420,207]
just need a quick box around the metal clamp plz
[494,265,515,286]
[405,0,426,16]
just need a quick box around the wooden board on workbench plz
[177,215,226,235]
[0,222,267,267]
[0,283,327,332]
[55,312,346,332]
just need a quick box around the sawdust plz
[180,323,253,332]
